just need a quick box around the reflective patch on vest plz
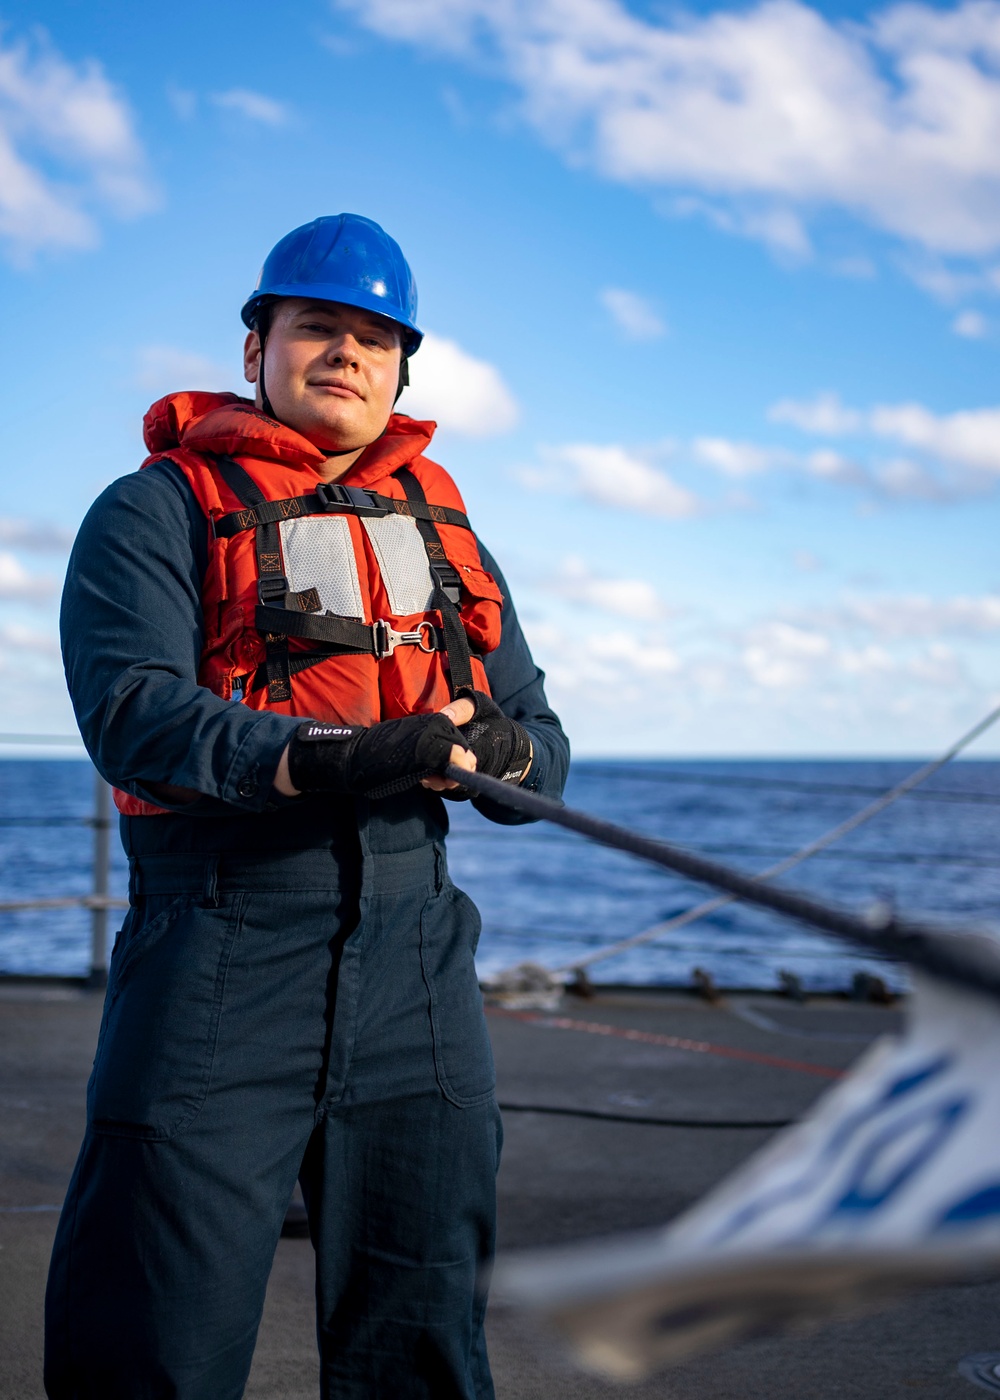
[362,515,435,617]
[277,516,365,619]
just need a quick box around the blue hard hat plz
[241,214,423,355]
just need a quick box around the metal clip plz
[372,619,441,660]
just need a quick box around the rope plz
[447,703,1000,1004]
[558,702,1000,974]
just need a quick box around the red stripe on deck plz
[486,1007,843,1080]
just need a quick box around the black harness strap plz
[215,454,269,512]
[244,648,352,697]
[395,467,475,698]
[215,456,293,702]
[213,455,471,705]
[254,605,375,648]
[212,485,472,538]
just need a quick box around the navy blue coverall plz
[45,459,570,1400]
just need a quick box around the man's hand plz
[434,692,532,799]
[421,697,477,792]
[277,714,474,799]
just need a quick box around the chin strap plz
[395,357,409,405]
[256,317,277,420]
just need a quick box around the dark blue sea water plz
[1,758,999,988]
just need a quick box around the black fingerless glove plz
[455,691,533,787]
[287,715,467,800]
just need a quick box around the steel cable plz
[492,701,1000,975]
[446,723,1000,1006]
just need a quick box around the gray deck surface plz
[2,982,996,1399]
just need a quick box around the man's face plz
[243,298,403,451]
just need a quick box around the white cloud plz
[906,642,963,687]
[672,196,814,259]
[903,260,988,304]
[522,391,1000,519]
[548,556,668,622]
[868,402,1000,473]
[536,442,702,519]
[806,448,957,502]
[835,594,1000,638]
[693,437,785,477]
[952,310,989,339]
[339,0,1000,261]
[0,29,153,260]
[0,518,73,552]
[804,448,867,485]
[597,632,681,676]
[736,599,991,692]
[0,553,56,601]
[0,621,58,656]
[731,592,1000,671]
[771,391,1000,487]
[872,457,948,501]
[135,346,235,396]
[401,331,519,436]
[742,621,831,689]
[769,391,862,435]
[524,619,681,698]
[839,643,894,675]
[520,579,1000,749]
[211,89,290,126]
[599,287,666,339]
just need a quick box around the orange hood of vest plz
[142,391,438,488]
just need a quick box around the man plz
[46,214,569,1399]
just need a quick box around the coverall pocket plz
[87,893,245,1140]
[419,882,496,1108]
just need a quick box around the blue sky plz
[3,0,1000,755]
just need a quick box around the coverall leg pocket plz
[419,883,495,1107]
[87,893,245,1140]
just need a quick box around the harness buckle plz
[430,562,463,607]
[372,619,441,660]
[257,575,289,605]
[315,482,390,517]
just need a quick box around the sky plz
[2,0,1000,756]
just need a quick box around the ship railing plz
[0,737,118,986]
[4,715,1000,994]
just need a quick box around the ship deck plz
[2,981,997,1399]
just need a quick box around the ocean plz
[1,757,998,989]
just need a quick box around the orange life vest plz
[114,391,503,817]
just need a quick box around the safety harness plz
[212,456,476,704]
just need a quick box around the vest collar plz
[143,392,437,483]
[342,415,437,490]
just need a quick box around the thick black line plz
[447,765,1000,1002]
